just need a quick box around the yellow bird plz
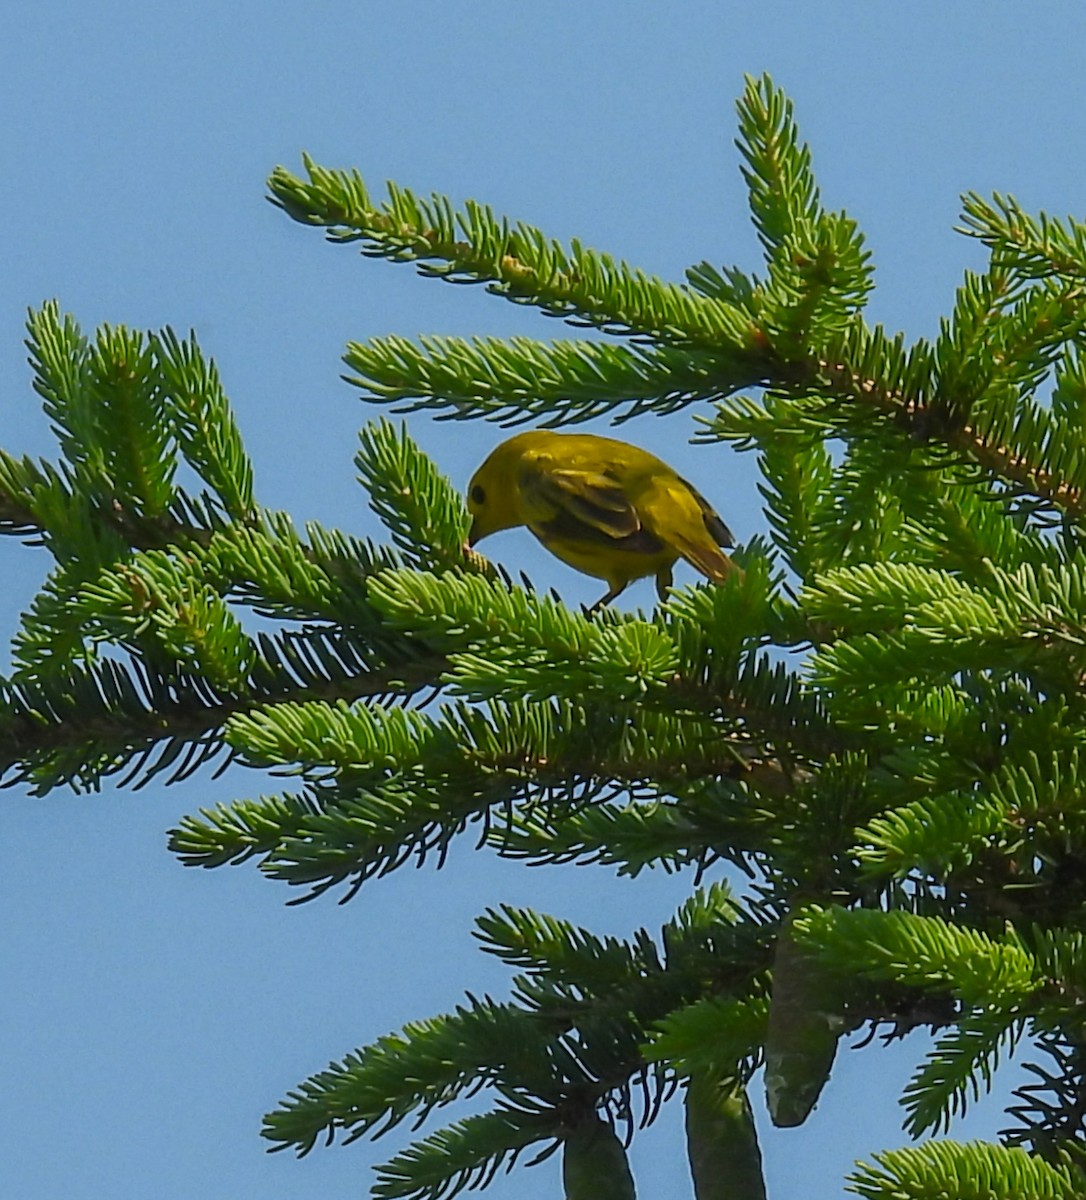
[466,430,738,610]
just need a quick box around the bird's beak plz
[466,518,480,549]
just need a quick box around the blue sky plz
[3,4,1085,1197]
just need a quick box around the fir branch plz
[895,463,1056,581]
[803,562,984,635]
[735,73,820,260]
[847,1139,1082,1200]
[473,905,655,988]
[169,791,320,867]
[262,999,551,1154]
[646,996,769,1078]
[1052,347,1086,426]
[855,746,1086,893]
[55,548,259,689]
[27,303,178,518]
[0,449,61,537]
[25,302,100,485]
[372,1107,557,1200]
[11,514,410,687]
[960,192,1086,286]
[0,636,443,794]
[204,516,400,627]
[931,267,1077,430]
[480,888,765,1043]
[1031,928,1086,1000]
[443,620,681,707]
[758,752,879,898]
[356,418,471,570]
[265,990,662,1187]
[185,775,483,892]
[368,570,716,714]
[11,307,254,557]
[1003,1029,1086,1160]
[902,1014,1024,1137]
[225,699,441,775]
[370,560,833,763]
[493,781,761,876]
[86,323,177,516]
[735,73,873,353]
[854,788,1009,884]
[368,562,816,753]
[755,432,835,579]
[152,327,255,520]
[178,690,793,897]
[793,907,1039,1009]
[268,157,764,356]
[810,560,1086,707]
[268,706,757,896]
[344,334,743,427]
[815,316,1086,521]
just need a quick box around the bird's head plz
[465,434,536,547]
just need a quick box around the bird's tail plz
[676,537,742,585]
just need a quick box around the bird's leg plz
[585,582,627,615]
[654,565,674,602]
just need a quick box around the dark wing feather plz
[535,507,666,555]
[680,476,735,547]
[533,468,642,539]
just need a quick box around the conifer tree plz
[6,74,1086,1197]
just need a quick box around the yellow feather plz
[466,431,739,609]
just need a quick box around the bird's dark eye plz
[471,485,486,505]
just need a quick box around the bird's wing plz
[528,467,643,540]
[637,475,739,585]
